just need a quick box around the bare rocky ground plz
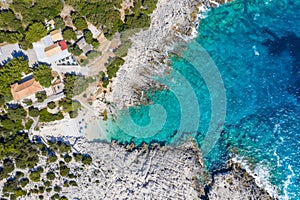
[208,162,277,200]
[15,137,275,200]
[106,0,203,109]
[56,138,206,199]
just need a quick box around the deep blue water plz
[105,0,300,199]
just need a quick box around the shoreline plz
[32,0,279,199]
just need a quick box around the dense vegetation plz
[63,74,93,98]
[101,57,125,88]
[65,0,158,39]
[0,0,64,49]
[33,64,53,87]
[39,109,64,123]
[0,106,27,133]
[0,57,30,105]
[71,12,88,31]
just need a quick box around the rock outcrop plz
[107,0,203,108]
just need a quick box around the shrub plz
[46,172,55,180]
[29,171,41,182]
[73,153,82,162]
[47,101,56,109]
[47,155,58,163]
[69,110,78,118]
[82,154,92,165]
[20,178,29,187]
[14,188,26,198]
[23,99,33,106]
[64,154,72,163]
[36,91,47,103]
[69,180,77,187]
[54,185,62,193]
[59,165,70,177]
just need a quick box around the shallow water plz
[103,0,300,198]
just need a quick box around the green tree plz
[106,57,125,79]
[73,17,88,31]
[29,107,40,117]
[68,44,82,56]
[23,99,33,106]
[33,65,52,88]
[84,29,93,44]
[54,16,65,29]
[14,188,26,198]
[39,109,63,122]
[69,180,77,186]
[54,185,62,193]
[1,118,24,132]
[62,27,77,41]
[0,9,22,31]
[63,74,89,98]
[25,22,47,43]
[69,110,78,118]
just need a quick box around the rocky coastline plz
[207,161,278,200]
[41,137,276,199]
[106,0,203,109]
[101,0,277,199]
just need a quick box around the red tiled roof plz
[59,40,68,51]
[11,78,43,101]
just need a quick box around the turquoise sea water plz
[104,0,300,199]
